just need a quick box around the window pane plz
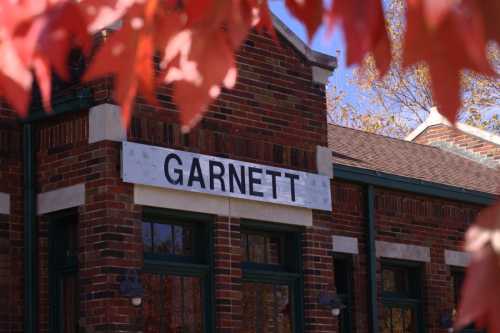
[268,236,281,265]
[61,272,78,333]
[392,308,403,333]
[275,285,292,333]
[154,223,173,254]
[182,226,194,256]
[382,306,392,333]
[334,259,350,294]
[383,268,396,292]
[382,305,416,333]
[241,282,292,333]
[248,234,266,263]
[142,222,153,253]
[383,267,407,294]
[241,234,249,262]
[243,232,283,265]
[404,308,413,331]
[143,273,203,333]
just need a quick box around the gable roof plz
[405,107,500,145]
[328,124,500,196]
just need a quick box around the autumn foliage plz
[0,0,499,330]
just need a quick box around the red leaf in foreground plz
[0,40,33,116]
[456,203,500,332]
[161,29,237,132]
[84,0,178,127]
[285,0,323,42]
[327,0,391,76]
[14,1,90,111]
[403,0,496,123]
[78,0,135,32]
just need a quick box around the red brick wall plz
[0,106,23,333]
[330,180,483,333]
[414,124,500,164]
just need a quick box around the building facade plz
[0,18,498,333]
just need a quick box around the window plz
[452,269,481,332]
[240,221,303,333]
[381,262,423,333]
[334,255,354,333]
[49,211,79,333]
[141,208,213,333]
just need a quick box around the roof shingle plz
[328,124,500,195]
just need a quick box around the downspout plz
[23,123,37,333]
[367,185,378,333]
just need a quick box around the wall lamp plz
[120,269,144,307]
[318,292,346,317]
[439,310,454,332]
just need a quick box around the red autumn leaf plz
[254,0,276,38]
[327,0,391,76]
[84,0,168,127]
[476,0,500,44]
[160,28,237,132]
[455,203,500,332]
[403,0,496,124]
[0,39,33,117]
[77,0,135,33]
[14,0,91,111]
[285,0,323,42]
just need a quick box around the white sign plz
[122,142,332,211]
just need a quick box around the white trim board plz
[134,185,313,227]
[376,241,431,262]
[37,184,85,215]
[332,235,358,254]
[0,192,10,215]
[444,250,470,267]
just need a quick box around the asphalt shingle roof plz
[328,124,500,195]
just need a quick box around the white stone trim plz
[332,235,358,254]
[37,184,85,215]
[312,66,332,85]
[134,185,313,227]
[375,241,430,262]
[88,103,126,143]
[316,145,333,179]
[0,192,10,215]
[444,250,471,267]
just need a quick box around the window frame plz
[333,253,355,333]
[380,259,425,333]
[141,207,215,333]
[240,219,304,333]
[48,208,80,333]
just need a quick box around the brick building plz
[0,16,498,333]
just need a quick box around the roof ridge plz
[328,123,446,151]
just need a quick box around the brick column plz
[214,215,242,332]
[303,211,336,332]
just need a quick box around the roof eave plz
[333,163,497,206]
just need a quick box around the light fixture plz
[439,311,454,332]
[318,292,346,317]
[120,269,144,307]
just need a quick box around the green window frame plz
[333,254,354,333]
[240,220,304,333]
[381,260,425,333]
[48,209,79,333]
[141,207,214,333]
